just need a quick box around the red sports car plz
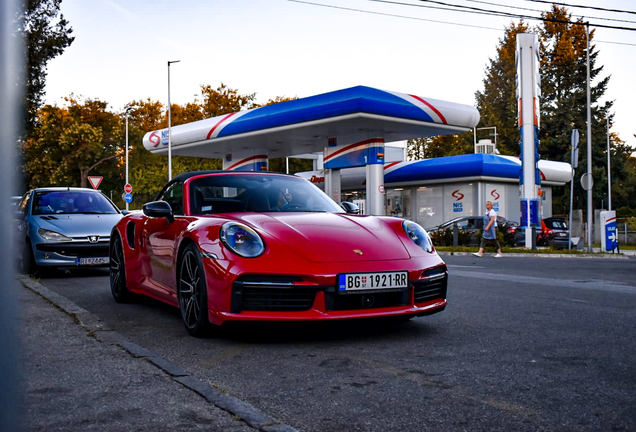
[109,171,448,336]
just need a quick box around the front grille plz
[412,270,447,304]
[326,289,410,311]
[36,242,110,258]
[232,276,321,313]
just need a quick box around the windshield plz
[546,219,568,229]
[33,191,119,215]
[188,173,344,215]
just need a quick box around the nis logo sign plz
[491,189,500,200]
[451,190,464,201]
[148,130,170,148]
[451,189,464,213]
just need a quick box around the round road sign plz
[580,173,594,191]
[124,183,132,194]
[124,193,133,203]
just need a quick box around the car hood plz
[32,214,123,237]
[231,213,411,263]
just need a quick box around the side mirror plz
[340,201,360,214]
[143,201,174,223]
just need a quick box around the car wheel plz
[21,239,38,276]
[110,234,133,303]
[178,244,213,337]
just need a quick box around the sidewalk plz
[437,248,634,259]
[17,276,297,432]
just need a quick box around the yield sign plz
[88,176,103,189]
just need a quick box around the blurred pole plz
[125,109,130,211]
[606,114,611,211]
[167,60,180,181]
[585,23,593,252]
[0,0,24,429]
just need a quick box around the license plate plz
[338,271,408,292]
[77,257,109,266]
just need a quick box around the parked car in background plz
[537,217,570,248]
[426,215,519,247]
[109,171,448,336]
[16,187,124,274]
[513,218,571,249]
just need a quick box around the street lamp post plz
[124,107,131,211]
[167,60,180,181]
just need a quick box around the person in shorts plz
[473,201,503,258]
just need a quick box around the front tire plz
[110,234,133,303]
[178,244,213,337]
[21,239,38,276]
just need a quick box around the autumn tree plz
[23,95,122,189]
[407,132,474,161]
[17,0,74,134]
[475,20,530,156]
[474,6,632,214]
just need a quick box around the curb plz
[437,251,631,259]
[18,275,298,432]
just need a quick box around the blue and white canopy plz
[143,86,479,158]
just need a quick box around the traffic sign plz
[124,193,133,203]
[580,173,594,191]
[124,183,132,194]
[88,176,103,189]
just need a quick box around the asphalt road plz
[36,255,636,431]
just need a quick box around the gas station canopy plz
[143,86,480,158]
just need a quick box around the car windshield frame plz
[32,190,120,215]
[187,173,345,215]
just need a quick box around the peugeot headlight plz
[402,221,434,253]
[38,228,72,242]
[219,222,265,258]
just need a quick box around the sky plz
[44,0,636,151]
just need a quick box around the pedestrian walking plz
[473,201,503,258]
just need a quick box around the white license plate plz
[338,271,408,292]
[77,257,109,266]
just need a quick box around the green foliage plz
[476,6,636,215]
[17,0,74,134]
[428,228,476,247]
[407,132,474,160]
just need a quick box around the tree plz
[407,132,474,161]
[475,21,530,156]
[17,0,74,134]
[23,95,122,189]
[475,7,632,215]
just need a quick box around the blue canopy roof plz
[143,86,479,159]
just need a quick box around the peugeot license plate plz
[77,257,109,266]
[338,271,408,292]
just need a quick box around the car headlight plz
[402,221,434,253]
[219,222,265,258]
[38,228,72,242]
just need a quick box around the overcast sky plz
[44,0,636,151]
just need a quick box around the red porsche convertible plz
[109,171,448,336]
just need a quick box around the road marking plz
[450,270,636,294]
[447,265,485,269]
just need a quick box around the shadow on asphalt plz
[30,267,444,345]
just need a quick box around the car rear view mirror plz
[143,201,174,223]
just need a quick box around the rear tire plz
[178,244,214,337]
[110,234,133,303]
